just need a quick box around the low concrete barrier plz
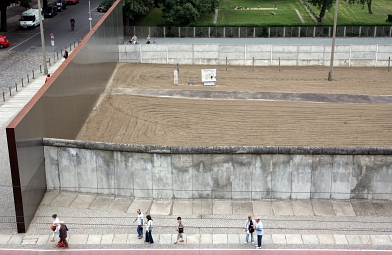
[119,44,392,67]
[44,138,392,200]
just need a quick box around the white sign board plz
[201,69,216,86]
[174,70,178,85]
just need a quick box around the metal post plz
[252,57,254,71]
[177,63,179,74]
[328,0,339,81]
[279,57,281,72]
[32,70,35,79]
[89,1,92,30]
[226,57,227,70]
[74,41,76,48]
[21,78,23,87]
[15,82,18,92]
[27,74,29,83]
[9,87,11,96]
[70,43,72,50]
[2,92,4,102]
[40,65,42,73]
[61,49,63,56]
[49,58,51,66]
[37,0,48,75]
[388,57,390,72]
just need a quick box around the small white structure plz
[201,69,216,86]
[174,70,178,85]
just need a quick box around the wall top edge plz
[43,138,392,155]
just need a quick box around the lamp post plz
[37,0,48,75]
[328,0,338,81]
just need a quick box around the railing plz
[0,39,82,104]
[125,25,392,38]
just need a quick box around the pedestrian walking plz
[174,216,184,244]
[133,209,144,239]
[255,218,263,249]
[146,34,151,44]
[51,214,60,242]
[144,215,154,244]
[55,221,69,248]
[45,74,50,83]
[244,215,255,244]
[63,48,68,59]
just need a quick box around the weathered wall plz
[44,139,392,200]
[119,44,392,67]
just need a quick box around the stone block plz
[40,190,60,206]
[359,235,372,244]
[133,153,153,198]
[109,197,133,212]
[302,234,319,244]
[291,200,314,216]
[152,154,173,198]
[311,155,332,199]
[192,154,213,199]
[211,155,233,199]
[113,234,128,244]
[159,234,172,244]
[96,150,115,195]
[232,154,253,199]
[331,200,355,216]
[351,200,376,216]
[232,201,252,215]
[213,234,227,244]
[101,234,114,244]
[51,192,77,207]
[370,235,392,245]
[200,233,213,244]
[346,235,361,245]
[36,235,50,245]
[70,193,96,209]
[172,154,193,199]
[262,234,272,245]
[213,200,232,215]
[127,234,145,244]
[271,155,292,199]
[114,152,134,197]
[372,201,392,217]
[272,200,293,216]
[286,234,303,244]
[331,155,353,199]
[45,146,59,190]
[253,200,273,216]
[150,200,172,215]
[127,199,152,215]
[334,234,348,244]
[7,235,23,245]
[318,234,335,244]
[172,200,193,215]
[312,200,335,216]
[291,155,312,199]
[272,234,286,244]
[69,234,88,244]
[58,148,79,192]
[227,234,240,244]
[186,234,200,244]
[193,200,213,215]
[87,235,102,244]
[90,195,115,211]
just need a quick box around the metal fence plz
[125,25,392,38]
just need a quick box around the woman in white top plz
[144,215,154,244]
[51,214,60,242]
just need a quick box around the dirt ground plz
[77,63,392,147]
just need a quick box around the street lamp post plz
[37,0,48,75]
[328,0,339,81]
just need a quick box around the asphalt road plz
[6,0,103,52]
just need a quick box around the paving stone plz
[70,194,96,209]
[87,235,102,244]
[193,200,213,215]
[113,234,128,244]
[351,200,376,216]
[286,234,303,244]
[252,201,273,216]
[159,234,172,244]
[90,196,115,211]
[359,235,372,245]
[21,239,37,244]
[150,200,172,215]
[200,234,212,244]
[108,197,133,212]
[318,234,335,244]
[213,234,227,244]
[272,201,293,216]
[213,200,232,215]
[262,234,272,245]
[370,235,392,245]
[7,235,23,245]
[23,235,40,239]
[291,200,314,216]
[40,190,60,206]
[51,192,78,207]
[36,235,50,245]
[272,234,286,244]
[302,234,319,244]
[227,234,240,244]
[101,234,114,244]
[232,201,253,215]
[312,200,335,216]
[186,234,200,244]
[372,201,392,217]
[334,234,348,244]
[331,200,356,216]
[172,200,192,215]
[69,234,88,244]
[346,235,362,245]
[127,199,152,214]
[127,234,144,244]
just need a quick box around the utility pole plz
[328,0,338,81]
[89,1,92,30]
[37,0,48,75]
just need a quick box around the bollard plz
[279,57,281,72]
[177,63,179,74]
[61,49,63,56]
[226,57,227,70]
[40,65,42,73]
[252,57,254,71]
[74,41,76,48]
[70,43,71,50]
[27,73,29,83]
[15,82,18,92]
[21,78,23,87]
[9,87,11,96]
[57,52,59,59]
[32,70,35,79]
[2,92,4,102]
[54,52,56,62]
[389,57,390,72]
[49,58,51,66]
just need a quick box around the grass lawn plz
[135,0,392,27]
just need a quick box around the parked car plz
[56,1,67,11]
[43,6,58,17]
[66,0,79,5]
[0,35,10,49]
[97,5,107,12]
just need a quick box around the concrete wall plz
[44,139,392,200]
[119,44,392,67]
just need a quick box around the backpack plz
[248,220,254,233]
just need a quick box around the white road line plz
[8,32,40,51]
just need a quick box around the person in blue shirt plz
[255,218,264,249]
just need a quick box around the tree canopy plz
[343,0,373,14]
[0,0,32,32]
[123,0,155,23]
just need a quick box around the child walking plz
[174,216,184,244]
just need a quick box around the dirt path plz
[77,63,392,147]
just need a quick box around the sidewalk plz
[1,190,392,250]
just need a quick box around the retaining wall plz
[119,44,392,67]
[44,139,392,200]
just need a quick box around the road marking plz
[8,33,40,51]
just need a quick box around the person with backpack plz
[244,215,255,244]
[56,221,69,248]
[174,216,184,244]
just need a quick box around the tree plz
[0,0,31,32]
[344,0,373,14]
[159,0,218,25]
[122,0,155,23]
[307,0,333,22]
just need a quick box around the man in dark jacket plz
[57,221,69,248]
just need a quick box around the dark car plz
[43,6,58,17]
[56,1,67,11]
[66,0,79,5]
[97,5,107,12]
[0,35,10,49]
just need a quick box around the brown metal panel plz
[6,0,123,233]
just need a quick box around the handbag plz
[58,241,66,248]
[50,225,56,231]
[179,228,183,233]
